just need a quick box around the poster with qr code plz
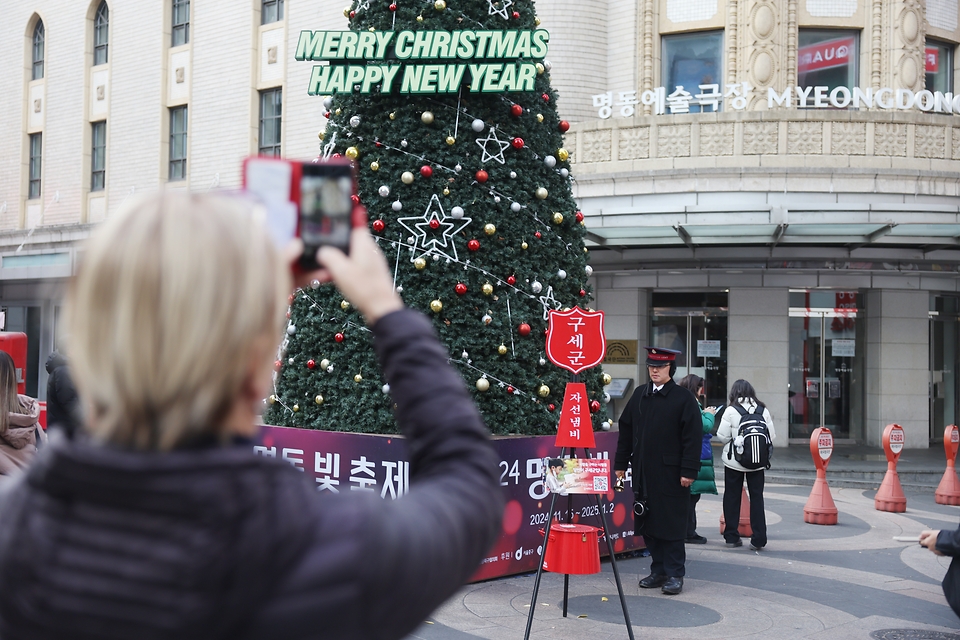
[544,458,611,495]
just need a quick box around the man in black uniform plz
[614,347,702,595]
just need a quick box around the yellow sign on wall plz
[603,340,638,365]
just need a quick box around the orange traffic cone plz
[875,424,906,513]
[804,427,838,525]
[719,486,752,537]
[936,425,960,506]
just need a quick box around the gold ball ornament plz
[292,404,300,412]
[445,136,456,146]
[370,161,380,171]
[421,111,435,124]
[434,0,446,9]
[521,241,528,250]
[442,187,450,196]
[498,344,508,355]
[389,112,396,120]
[484,223,496,236]
[584,247,589,253]
[320,359,330,369]
[345,147,358,160]
[430,299,443,313]
[482,283,494,296]
[315,394,324,405]
[552,212,564,225]
[401,171,415,185]
[340,300,351,310]
[318,131,325,140]
[536,114,544,123]
[538,385,550,398]
[414,257,427,270]
[557,148,569,162]
[354,374,363,383]
[535,187,548,200]
[335,108,342,116]
[602,373,613,385]
[535,16,541,25]
[536,63,545,75]
[343,7,351,16]
[416,15,424,22]
[268,394,277,404]
[476,378,490,392]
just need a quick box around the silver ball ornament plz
[585,265,594,276]
[531,281,542,294]
[560,168,570,178]
[543,59,552,72]
[378,185,391,197]
[471,119,485,132]
[323,96,333,109]
[286,325,296,335]
[310,279,321,289]
[510,171,518,179]
[454,164,462,172]
[510,202,521,212]
[349,115,361,128]
[544,155,557,168]
[451,206,464,219]
[382,384,391,394]
[392,200,403,212]
[557,269,567,279]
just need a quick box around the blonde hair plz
[66,191,290,450]
[0,352,23,436]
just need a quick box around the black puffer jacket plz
[44,351,82,437]
[0,310,503,640]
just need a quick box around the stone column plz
[884,0,926,92]
[738,0,791,109]
[865,290,929,448]
[596,283,648,421]
[727,288,790,441]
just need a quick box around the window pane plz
[259,89,282,156]
[926,41,954,94]
[94,2,109,65]
[798,30,858,97]
[29,133,42,199]
[91,121,106,192]
[32,21,44,80]
[172,0,190,46]
[662,31,723,113]
[169,107,187,181]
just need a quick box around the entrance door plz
[931,296,960,442]
[788,291,864,443]
[650,308,728,408]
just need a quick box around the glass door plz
[788,291,865,442]
[650,308,728,408]
[931,296,960,442]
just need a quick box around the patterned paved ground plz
[405,483,960,640]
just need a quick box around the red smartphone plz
[243,156,365,269]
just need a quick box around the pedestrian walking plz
[920,527,960,618]
[0,191,503,640]
[716,379,776,550]
[615,347,702,595]
[676,374,718,544]
[0,351,45,475]
[45,350,82,438]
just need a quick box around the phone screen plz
[300,164,353,256]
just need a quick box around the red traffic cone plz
[719,486,752,536]
[875,424,906,513]
[804,428,838,525]
[936,425,960,506]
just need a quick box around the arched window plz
[94,2,109,65]
[32,20,44,80]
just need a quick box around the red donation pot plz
[542,524,602,575]
[875,423,907,512]
[803,427,838,525]
[936,425,960,505]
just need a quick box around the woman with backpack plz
[716,379,776,550]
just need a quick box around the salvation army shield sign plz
[546,308,606,375]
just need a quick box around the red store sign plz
[798,36,855,74]
[926,46,939,73]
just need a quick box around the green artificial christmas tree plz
[265,0,609,435]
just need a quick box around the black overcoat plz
[614,379,702,540]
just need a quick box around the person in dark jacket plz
[676,374,718,544]
[614,347,702,595]
[921,527,960,618]
[0,191,504,640]
[44,350,82,437]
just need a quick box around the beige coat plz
[0,395,45,475]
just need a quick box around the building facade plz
[539,0,960,448]
[1,0,957,449]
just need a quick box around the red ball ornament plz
[429,219,440,230]
[349,10,356,17]
[274,360,282,371]
[535,231,542,239]
[455,282,468,295]
[512,10,520,18]
[467,239,481,252]
[575,211,584,222]
[285,311,291,319]
[389,2,397,10]
[518,323,531,336]
[507,275,516,286]
[375,140,383,147]
[510,104,523,117]
[350,194,360,204]
[511,137,524,149]
[307,359,316,369]
[372,219,385,233]
[420,165,433,178]
[475,170,489,183]
[507,386,515,394]
[559,120,570,132]
[548,403,556,412]
[542,93,550,102]
[287,294,294,304]
[334,332,345,343]
[332,153,341,158]
[579,289,586,297]
[590,400,601,413]
[324,112,331,119]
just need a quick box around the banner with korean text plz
[255,426,643,581]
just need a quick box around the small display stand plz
[524,309,635,640]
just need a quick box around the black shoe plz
[685,534,707,544]
[725,539,743,548]
[661,577,683,595]
[638,573,668,589]
[750,542,765,551]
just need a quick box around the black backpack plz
[727,404,772,470]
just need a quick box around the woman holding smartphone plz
[0,191,503,639]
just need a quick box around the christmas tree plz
[265,0,608,435]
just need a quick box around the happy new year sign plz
[297,29,549,94]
